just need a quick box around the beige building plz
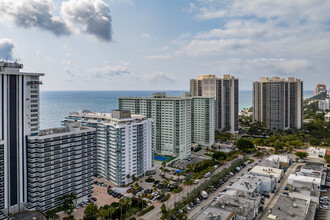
[253,77,303,130]
[190,74,239,133]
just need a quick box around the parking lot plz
[170,154,208,170]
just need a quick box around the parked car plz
[320,189,327,193]
[319,205,328,210]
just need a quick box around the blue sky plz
[0,0,329,90]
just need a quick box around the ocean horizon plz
[40,90,314,130]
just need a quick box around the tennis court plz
[154,155,169,161]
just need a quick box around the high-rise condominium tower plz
[119,93,215,159]
[27,121,95,212]
[190,75,239,134]
[0,61,44,217]
[65,110,153,185]
[253,77,303,130]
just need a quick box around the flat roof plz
[269,196,312,220]
[249,166,283,179]
[194,207,235,220]
[214,190,260,217]
[68,111,151,126]
[266,155,290,163]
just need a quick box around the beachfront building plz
[253,77,303,130]
[0,61,44,217]
[190,75,239,134]
[119,93,215,159]
[65,110,153,185]
[26,121,95,212]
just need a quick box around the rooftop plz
[0,61,44,76]
[68,110,150,125]
[119,92,214,100]
[266,155,291,163]
[29,121,95,139]
[268,196,313,220]
[249,165,283,179]
[194,207,235,220]
[258,159,280,169]
[214,190,260,217]
[257,76,301,83]
[301,162,325,172]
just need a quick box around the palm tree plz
[125,197,131,214]
[98,207,108,220]
[119,198,125,220]
[108,206,116,220]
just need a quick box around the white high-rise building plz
[0,61,44,217]
[65,110,153,185]
[119,93,215,159]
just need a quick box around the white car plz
[319,205,328,210]
[321,197,329,201]
[320,189,327,193]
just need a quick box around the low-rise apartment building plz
[249,166,284,182]
[268,195,317,220]
[213,190,261,220]
[26,121,95,212]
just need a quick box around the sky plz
[0,0,329,91]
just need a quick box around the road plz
[257,162,301,220]
[188,159,258,219]
[141,156,247,219]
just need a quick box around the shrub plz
[138,206,155,216]
[161,193,171,202]
[145,178,155,183]
[295,151,307,158]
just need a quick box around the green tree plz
[212,151,226,161]
[45,209,59,220]
[84,203,99,220]
[253,138,264,147]
[160,204,168,219]
[108,206,116,220]
[119,198,125,219]
[59,193,76,218]
[271,140,284,152]
[324,155,330,163]
[98,208,108,220]
[295,151,307,158]
[309,137,321,146]
[235,138,255,153]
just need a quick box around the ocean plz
[40,90,314,129]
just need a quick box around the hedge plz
[138,205,155,216]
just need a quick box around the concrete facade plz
[190,75,239,134]
[0,61,44,217]
[118,93,215,159]
[253,77,303,130]
[27,121,95,212]
[65,110,154,185]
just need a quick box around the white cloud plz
[144,54,171,60]
[0,0,112,41]
[0,38,16,60]
[141,33,151,38]
[61,0,112,41]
